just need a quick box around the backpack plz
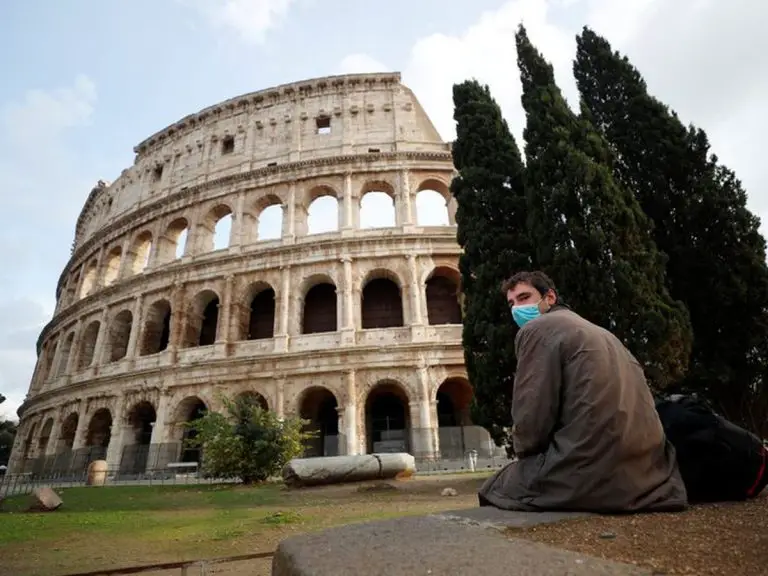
[655,394,767,503]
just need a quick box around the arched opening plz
[58,413,78,452]
[235,391,269,411]
[361,276,404,329]
[183,290,219,347]
[174,396,208,464]
[22,424,37,465]
[107,310,133,362]
[436,378,474,459]
[302,282,337,334]
[257,203,283,241]
[55,332,75,377]
[211,205,233,251]
[103,247,122,286]
[121,401,157,474]
[79,260,98,298]
[415,188,450,226]
[247,287,275,340]
[299,387,339,457]
[426,268,462,325]
[159,217,189,263]
[360,185,396,228]
[307,193,339,234]
[365,382,410,453]
[85,408,113,461]
[37,418,53,456]
[76,320,101,370]
[141,299,172,355]
[128,231,153,275]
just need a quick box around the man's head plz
[501,271,558,327]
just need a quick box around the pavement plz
[271,506,653,576]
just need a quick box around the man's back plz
[479,306,688,512]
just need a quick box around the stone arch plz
[102,246,122,287]
[298,386,339,457]
[141,298,172,355]
[172,395,208,463]
[127,230,153,275]
[76,320,101,370]
[37,417,54,455]
[360,180,396,228]
[235,390,269,411]
[58,412,78,451]
[415,178,451,226]
[55,331,75,376]
[239,282,276,340]
[306,184,340,235]
[22,422,37,461]
[435,377,474,458]
[121,400,157,474]
[107,309,133,362]
[253,193,284,241]
[183,289,220,347]
[360,270,404,329]
[199,203,234,252]
[158,217,189,263]
[365,380,411,453]
[86,408,112,451]
[301,275,337,334]
[425,267,462,325]
[79,259,98,298]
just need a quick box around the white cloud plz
[337,54,390,76]
[0,75,98,420]
[340,0,768,233]
[180,0,297,44]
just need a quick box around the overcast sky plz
[0,0,765,420]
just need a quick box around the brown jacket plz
[478,306,688,512]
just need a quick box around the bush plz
[183,394,313,484]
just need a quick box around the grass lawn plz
[0,473,489,576]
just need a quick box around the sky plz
[0,0,765,420]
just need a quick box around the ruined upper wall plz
[71,72,447,253]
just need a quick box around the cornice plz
[63,150,454,298]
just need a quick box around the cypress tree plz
[574,27,768,431]
[515,25,692,387]
[450,80,533,451]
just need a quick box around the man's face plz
[506,281,555,311]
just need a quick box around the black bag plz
[655,394,767,503]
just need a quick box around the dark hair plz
[501,270,557,299]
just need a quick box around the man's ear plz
[545,289,557,306]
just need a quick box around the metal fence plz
[1,425,510,498]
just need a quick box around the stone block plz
[271,507,651,576]
[29,487,63,512]
[282,453,415,488]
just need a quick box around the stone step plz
[271,506,652,575]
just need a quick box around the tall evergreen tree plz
[574,27,768,432]
[515,25,692,387]
[450,80,533,451]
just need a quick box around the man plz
[477,271,688,513]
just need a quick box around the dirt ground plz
[510,492,768,576]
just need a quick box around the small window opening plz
[267,162,278,167]
[221,135,235,155]
[152,165,163,182]
[368,148,381,154]
[316,116,331,135]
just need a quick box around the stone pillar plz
[344,370,359,455]
[105,395,126,471]
[275,266,291,352]
[217,275,234,344]
[283,181,296,242]
[44,414,63,457]
[92,307,110,367]
[411,365,435,460]
[66,319,84,374]
[169,282,186,362]
[71,401,89,451]
[230,193,246,249]
[340,257,355,345]
[275,379,285,420]
[400,169,414,228]
[125,294,144,359]
[342,172,354,232]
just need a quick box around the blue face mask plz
[511,301,541,328]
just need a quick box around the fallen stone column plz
[282,453,416,488]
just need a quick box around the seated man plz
[478,271,688,513]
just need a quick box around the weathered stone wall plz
[8,73,488,475]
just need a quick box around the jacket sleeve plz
[511,323,562,457]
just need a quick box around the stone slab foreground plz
[271,506,653,576]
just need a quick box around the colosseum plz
[8,72,503,478]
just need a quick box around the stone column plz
[230,193,246,249]
[66,319,84,374]
[340,257,355,345]
[217,275,234,344]
[275,379,285,420]
[44,413,63,457]
[71,401,89,451]
[342,172,354,233]
[400,169,414,228]
[275,266,291,352]
[105,395,126,471]
[169,282,186,362]
[92,307,110,368]
[283,181,297,242]
[125,294,144,359]
[344,370,359,455]
[412,365,435,460]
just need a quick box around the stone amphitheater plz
[8,72,503,478]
